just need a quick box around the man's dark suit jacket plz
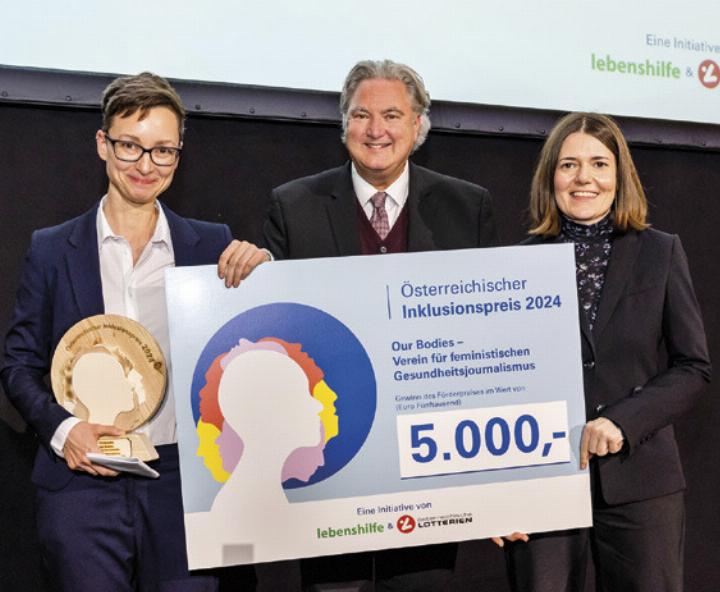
[1,202,233,491]
[262,161,498,587]
[263,162,498,258]
[527,227,711,505]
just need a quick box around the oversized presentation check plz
[166,245,592,569]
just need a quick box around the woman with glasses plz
[1,72,268,592]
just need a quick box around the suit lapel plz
[328,162,438,254]
[592,230,641,340]
[164,204,201,266]
[578,306,595,359]
[406,163,436,252]
[526,234,596,356]
[63,202,203,320]
[66,205,104,318]
[327,165,362,256]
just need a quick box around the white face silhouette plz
[218,350,323,458]
[71,351,136,424]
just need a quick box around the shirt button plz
[583,360,595,370]
[380,246,388,254]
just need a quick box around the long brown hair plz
[529,112,648,236]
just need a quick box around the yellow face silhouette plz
[313,380,339,442]
[196,420,230,483]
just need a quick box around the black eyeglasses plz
[104,133,182,166]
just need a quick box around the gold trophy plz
[51,315,167,462]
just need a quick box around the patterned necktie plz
[370,191,390,240]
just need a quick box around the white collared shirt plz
[352,162,409,229]
[51,197,177,455]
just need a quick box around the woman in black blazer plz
[503,113,711,592]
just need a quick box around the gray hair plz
[340,59,431,152]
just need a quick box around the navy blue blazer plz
[1,202,232,490]
[526,228,711,505]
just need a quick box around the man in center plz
[264,59,498,591]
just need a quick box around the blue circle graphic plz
[191,303,377,488]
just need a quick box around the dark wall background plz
[1,101,718,592]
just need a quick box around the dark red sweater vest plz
[356,200,409,254]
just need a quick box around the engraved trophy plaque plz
[51,314,167,462]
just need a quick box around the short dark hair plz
[529,112,648,236]
[101,72,185,140]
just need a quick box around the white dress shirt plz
[51,197,178,455]
[352,162,409,229]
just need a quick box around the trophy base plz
[97,434,159,461]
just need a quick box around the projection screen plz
[2,0,719,124]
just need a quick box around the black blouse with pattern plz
[558,215,614,331]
